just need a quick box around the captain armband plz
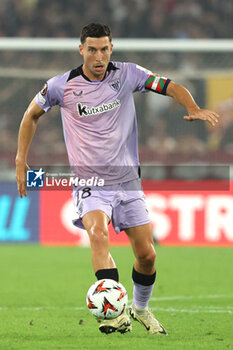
[145,75,171,95]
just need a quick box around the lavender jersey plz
[36,62,171,184]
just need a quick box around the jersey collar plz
[80,62,118,82]
[67,62,118,83]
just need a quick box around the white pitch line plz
[0,306,232,314]
[0,295,232,313]
[150,307,233,314]
[0,306,86,311]
[145,294,233,302]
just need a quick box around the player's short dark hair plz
[80,23,112,44]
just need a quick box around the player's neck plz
[82,64,106,81]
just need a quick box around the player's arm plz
[166,81,219,127]
[15,98,45,198]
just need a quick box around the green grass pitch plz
[0,245,232,350]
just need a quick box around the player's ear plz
[110,43,113,55]
[79,44,84,56]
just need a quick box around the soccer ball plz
[86,279,128,320]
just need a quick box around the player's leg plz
[126,222,156,275]
[125,223,156,307]
[82,209,132,334]
[82,210,117,278]
[125,223,167,334]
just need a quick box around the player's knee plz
[88,224,109,246]
[145,249,156,267]
[138,246,156,268]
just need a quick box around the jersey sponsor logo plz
[109,79,120,92]
[73,90,83,97]
[76,99,121,118]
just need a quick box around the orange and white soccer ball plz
[86,279,128,320]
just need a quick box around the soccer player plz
[16,23,219,334]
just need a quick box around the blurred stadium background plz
[0,0,233,246]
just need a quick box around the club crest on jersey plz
[109,79,120,92]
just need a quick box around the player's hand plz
[16,162,30,198]
[184,109,220,127]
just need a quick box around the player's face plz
[79,37,113,80]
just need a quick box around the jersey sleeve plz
[126,63,153,93]
[35,71,70,112]
[126,62,171,95]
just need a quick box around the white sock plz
[133,281,155,309]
